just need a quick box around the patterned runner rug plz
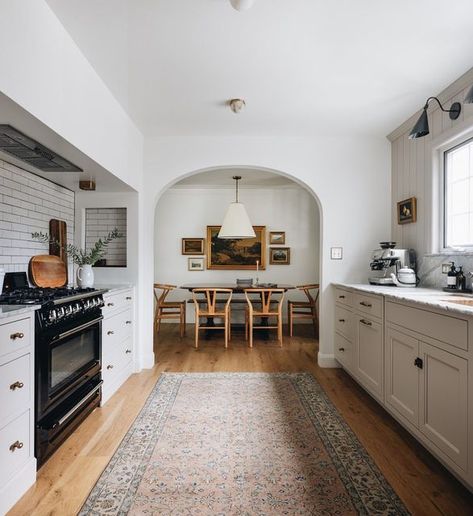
[80,373,409,515]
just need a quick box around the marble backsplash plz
[417,254,473,290]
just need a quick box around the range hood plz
[0,125,82,172]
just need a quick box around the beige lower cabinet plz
[355,315,383,400]
[335,287,473,490]
[419,341,468,471]
[385,327,419,426]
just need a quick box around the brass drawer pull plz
[360,319,372,327]
[126,296,132,301]
[338,319,345,323]
[107,330,114,335]
[9,440,24,452]
[10,381,24,391]
[125,320,132,325]
[107,364,114,370]
[359,301,372,307]
[107,302,114,307]
[10,332,24,340]
[125,349,132,354]
[338,347,345,352]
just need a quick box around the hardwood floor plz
[10,324,473,516]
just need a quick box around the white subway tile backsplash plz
[0,161,74,275]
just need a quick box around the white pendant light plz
[230,0,256,12]
[218,176,256,239]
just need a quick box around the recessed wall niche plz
[85,208,127,267]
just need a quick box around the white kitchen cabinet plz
[101,287,135,404]
[355,315,383,400]
[0,309,36,516]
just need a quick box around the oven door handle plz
[54,316,103,341]
[55,380,103,427]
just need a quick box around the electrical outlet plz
[442,262,453,274]
[331,247,343,260]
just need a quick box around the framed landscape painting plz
[207,226,266,270]
[270,247,290,265]
[269,231,285,245]
[182,238,205,255]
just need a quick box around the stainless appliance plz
[0,272,105,466]
[369,243,416,286]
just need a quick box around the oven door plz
[37,316,102,419]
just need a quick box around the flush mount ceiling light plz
[218,176,256,239]
[229,98,246,113]
[229,0,256,11]
[409,97,461,139]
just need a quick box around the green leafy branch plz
[32,228,123,266]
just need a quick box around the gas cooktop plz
[0,287,98,305]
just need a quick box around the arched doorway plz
[152,165,323,357]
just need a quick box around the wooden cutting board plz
[29,255,67,288]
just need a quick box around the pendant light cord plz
[233,175,241,203]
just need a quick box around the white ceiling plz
[46,0,473,138]
[172,168,297,188]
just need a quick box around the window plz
[444,137,473,249]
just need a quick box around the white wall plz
[388,68,473,286]
[0,0,143,191]
[154,186,320,321]
[75,192,139,286]
[138,135,391,368]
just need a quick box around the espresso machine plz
[369,242,416,286]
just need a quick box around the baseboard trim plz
[140,352,155,370]
[317,352,340,368]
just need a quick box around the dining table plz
[180,283,295,340]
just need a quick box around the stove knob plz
[57,307,65,319]
[74,302,81,313]
[49,309,57,322]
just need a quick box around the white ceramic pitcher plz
[77,264,94,288]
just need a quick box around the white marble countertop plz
[333,283,473,316]
[0,304,40,320]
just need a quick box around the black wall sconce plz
[409,97,461,139]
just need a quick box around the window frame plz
[442,136,473,252]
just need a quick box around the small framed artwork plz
[269,231,286,245]
[270,247,290,265]
[188,257,205,271]
[397,197,417,225]
[182,238,205,255]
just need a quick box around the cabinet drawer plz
[386,301,468,351]
[0,354,31,422]
[0,318,31,358]
[335,306,353,340]
[103,309,133,344]
[356,316,383,399]
[0,410,31,487]
[354,293,383,319]
[335,288,352,307]
[335,332,354,372]
[102,290,133,317]
[103,337,132,382]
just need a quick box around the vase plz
[77,264,94,288]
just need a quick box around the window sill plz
[426,251,473,258]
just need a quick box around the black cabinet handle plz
[360,319,372,327]
[338,319,345,323]
[338,347,345,352]
[414,357,423,369]
[360,301,372,308]
[338,295,345,299]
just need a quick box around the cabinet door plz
[419,342,468,470]
[355,316,383,399]
[385,327,419,426]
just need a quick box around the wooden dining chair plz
[192,289,233,349]
[244,288,285,348]
[153,283,187,337]
[288,284,319,337]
